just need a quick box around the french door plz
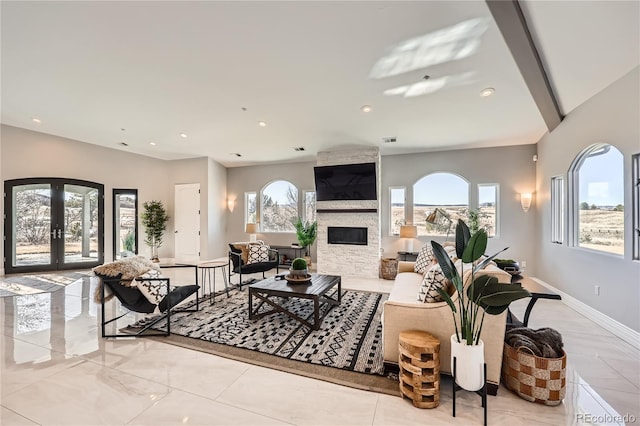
[4,178,104,274]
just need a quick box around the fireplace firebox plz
[327,227,368,246]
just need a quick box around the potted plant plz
[432,220,530,390]
[289,257,308,277]
[141,200,169,262]
[293,218,317,266]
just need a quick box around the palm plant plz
[293,218,317,257]
[433,220,530,345]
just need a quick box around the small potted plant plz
[289,257,308,278]
[141,200,169,262]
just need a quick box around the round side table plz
[198,260,230,304]
[398,330,441,409]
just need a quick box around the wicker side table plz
[399,330,440,409]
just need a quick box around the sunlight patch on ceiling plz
[369,18,489,80]
[383,71,476,98]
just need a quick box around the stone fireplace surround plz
[316,148,381,278]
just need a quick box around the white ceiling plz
[1,1,638,167]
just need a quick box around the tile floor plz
[0,266,638,425]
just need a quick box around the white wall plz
[535,67,640,332]
[0,125,227,270]
[207,158,228,260]
[381,145,538,273]
[226,161,316,253]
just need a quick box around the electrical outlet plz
[521,260,527,268]
[594,285,600,296]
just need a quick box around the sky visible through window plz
[414,173,468,205]
[579,148,624,206]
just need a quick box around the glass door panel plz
[63,184,99,264]
[113,189,138,259]
[11,184,53,268]
[5,178,103,273]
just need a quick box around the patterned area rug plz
[133,288,388,374]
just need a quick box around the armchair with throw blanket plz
[228,241,279,288]
[94,256,199,338]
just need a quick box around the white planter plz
[450,334,485,391]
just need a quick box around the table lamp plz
[399,225,418,252]
[245,223,259,242]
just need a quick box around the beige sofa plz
[383,260,512,392]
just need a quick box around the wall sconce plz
[245,223,259,242]
[227,198,235,212]
[520,192,533,212]
[399,225,418,252]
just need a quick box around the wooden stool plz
[398,330,440,408]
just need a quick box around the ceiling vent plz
[294,147,305,151]
[382,137,397,143]
[119,142,129,147]
[231,153,242,157]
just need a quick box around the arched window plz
[413,173,469,237]
[261,180,298,232]
[569,144,624,255]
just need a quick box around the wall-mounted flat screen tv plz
[313,162,377,201]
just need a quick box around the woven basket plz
[502,343,566,406]
[379,258,398,280]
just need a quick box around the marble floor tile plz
[217,364,379,425]
[1,337,85,397]
[587,386,640,422]
[105,341,252,400]
[0,406,38,425]
[129,388,290,425]
[1,360,171,425]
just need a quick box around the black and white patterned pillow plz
[133,269,167,306]
[417,264,449,303]
[414,244,435,274]
[247,244,270,264]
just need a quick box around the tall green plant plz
[433,220,530,345]
[293,218,317,256]
[141,200,169,256]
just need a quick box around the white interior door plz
[174,183,200,263]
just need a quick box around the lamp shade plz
[245,223,259,234]
[399,225,418,238]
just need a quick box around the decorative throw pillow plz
[247,244,270,264]
[231,242,251,264]
[417,264,450,303]
[132,269,167,306]
[414,244,435,274]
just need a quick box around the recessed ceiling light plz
[149,142,156,146]
[32,117,41,123]
[179,132,188,138]
[258,121,267,127]
[480,87,495,97]
[361,105,372,113]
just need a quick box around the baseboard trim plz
[0,268,4,276]
[531,277,640,350]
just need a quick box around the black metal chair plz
[228,244,279,288]
[99,274,199,338]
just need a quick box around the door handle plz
[175,230,179,233]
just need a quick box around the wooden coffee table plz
[248,274,341,330]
